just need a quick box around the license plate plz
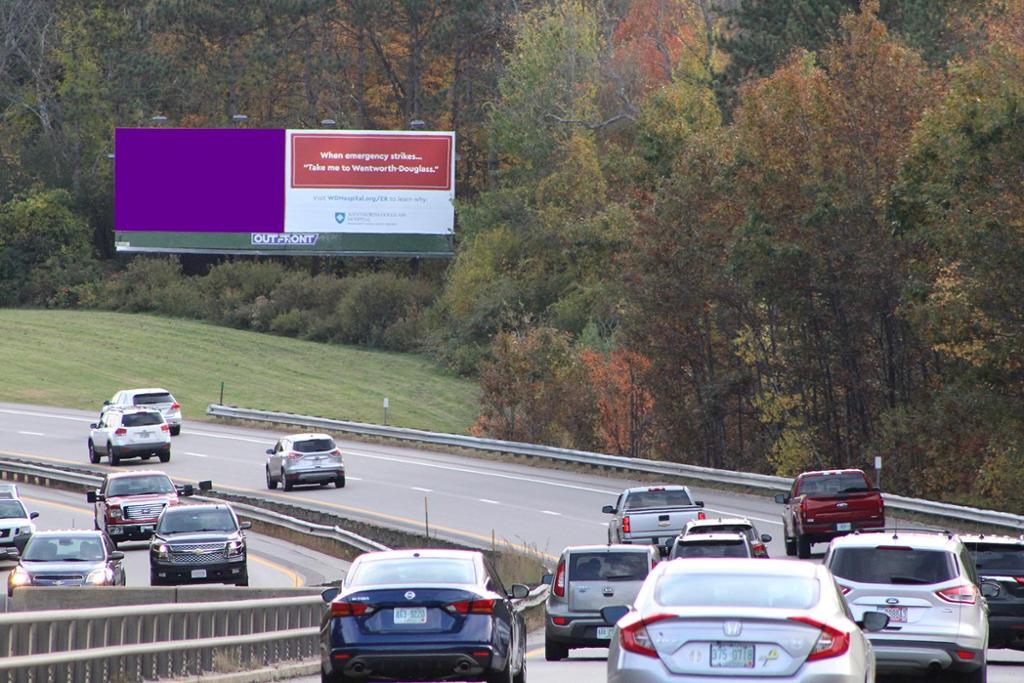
[140,525,154,533]
[393,607,427,625]
[139,431,151,438]
[191,569,207,579]
[596,626,614,640]
[879,606,907,623]
[710,643,755,669]
[836,522,852,531]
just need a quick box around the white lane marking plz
[703,507,783,527]
[479,498,499,505]
[17,431,45,436]
[411,487,433,493]
[602,522,610,526]
[187,430,273,446]
[184,452,210,458]
[0,409,91,423]
[541,510,562,516]
[346,476,363,481]
[344,449,621,496]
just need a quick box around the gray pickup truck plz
[603,485,705,554]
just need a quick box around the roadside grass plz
[0,309,479,434]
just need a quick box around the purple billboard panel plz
[115,128,285,233]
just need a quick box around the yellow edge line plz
[1,449,558,563]
[525,646,545,660]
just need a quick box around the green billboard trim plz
[114,231,454,257]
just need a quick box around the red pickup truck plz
[87,471,210,548]
[775,469,884,559]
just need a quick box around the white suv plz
[824,530,989,682]
[89,408,171,465]
[103,388,182,435]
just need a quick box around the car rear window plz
[569,552,649,582]
[657,574,819,609]
[967,544,1024,572]
[798,473,871,496]
[293,438,336,453]
[348,558,476,587]
[133,392,174,406]
[829,547,957,584]
[673,540,749,559]
[121,412,164,427]
[624,489,693,509]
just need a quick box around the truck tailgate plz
[625,508,701,538]
[804,492,882,522]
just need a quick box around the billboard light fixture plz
[151,115,168,125]
[320,118,337,127]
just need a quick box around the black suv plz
[149,504,250,586]
[962,534,1024,650]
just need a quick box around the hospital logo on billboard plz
[334,212,346,224]
[251,233,320,246]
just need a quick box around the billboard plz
[114,128,455,256]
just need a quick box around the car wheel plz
[170,426,181,436]
[952,660,987,683]
[159,450,170,463]
[88,440,100,464]
[335,475,346,489]
[107,445,120,466]
[513,657,526,683]
[266,467,278,490]
[796,533,811,559]
[544,638,568,662]
[284,478,294,491]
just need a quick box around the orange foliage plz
[581,349,657,459]
[611,0,698,92]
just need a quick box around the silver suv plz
[824,530,990,681]
[265,433,345,491]
[543,544,659,661]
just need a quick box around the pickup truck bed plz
[604,486,705,554]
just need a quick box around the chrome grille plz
[168,542,227,565]
[0,529,9,538]
[34,574,84,581]
[123,502,166,520]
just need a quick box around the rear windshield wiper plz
[889,575,933,584]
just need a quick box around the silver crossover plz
[265,433,345,491]
[605,558,884,683]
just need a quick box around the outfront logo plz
[250,233,319,246]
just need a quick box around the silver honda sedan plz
[604,558,886,683]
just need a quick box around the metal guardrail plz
[208,404,1024,533]
[0,595,320,682]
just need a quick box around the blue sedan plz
[320,549,529,682]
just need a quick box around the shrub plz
[336,273,436,349]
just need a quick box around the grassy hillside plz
[0,309,479,434]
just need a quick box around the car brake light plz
[936,583,978,605]
[331,448,343,457]
[837,584,852,595]
[789,617,850,661]
[553,558,566,598]
[160,424,170,432]
[622,516,631,534]
[1013,577,1024,584]
[331,601,374,617]
[551,616,570,626]
[647,487,666,492]
[170,402,180,410]
[618,613,673,658]
[287,451,302,459]
[114,428,127,436]
[956,649,976,660]
[697,511,706,520]
[445,599,495,615]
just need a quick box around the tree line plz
[1,0,1021,511]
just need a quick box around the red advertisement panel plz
[291,133,452,190]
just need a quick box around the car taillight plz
[160,424,170,432]
[618,613,673,658]
[936,583,978,605]
[445,599,495,615]
[789,617,850,661]
[837,584,852,595]
[170,402,180,410]
[331,448,343,457]
[114,428,127,436]
[697,510,706,520]
[622,516,631,534]
[553,558,566,598]
[287,451,302,459]
[331,601,374,617]
[1014,577,1024,584]
[551,616,570,626]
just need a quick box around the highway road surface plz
[1,402,1020,681]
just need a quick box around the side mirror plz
[239,521,252,530]
[601,605,629,626]
[509,584,530,600]
[774,493,789,504]
[198,480,213,491]
[29,512,39,520]
[858,611,889,632]
[86,491,101,504]
[321,587,340,603]
[266,449,275,456]
[109,551,125,562]
[981,581,1000,599]
[540,573,553,586]
[179,484,195,497]
[761,533,773,543]
[89,423,98,430]
[601,505,616,515]
[102,400,111,406]
[694,501,704,508]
